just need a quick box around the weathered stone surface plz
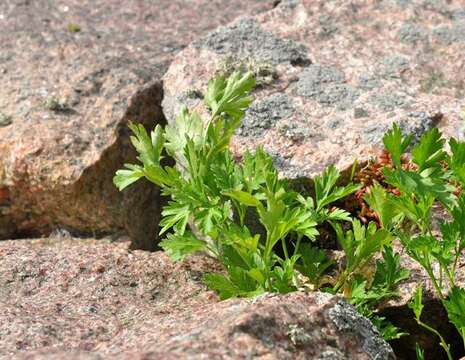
[0,0,274,247]
[0,236,394,359]
[163,0,465,180]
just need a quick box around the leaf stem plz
[415,318,452,360]
[445,268,456,289]
[333,270,349,293]
[281,238,289,260]
[294,235,303,255]
[424,263,445,300]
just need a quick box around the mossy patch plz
[67,23,81,33]
[0,112,12,127]
[219,56,278,86]
[43,97,69,112]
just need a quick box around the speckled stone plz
[238,93,295,137]
[0,237,395,359]
[162,0,465,180]
[0,0,274,246]
[398,22,428,44]
[194,17,310,66]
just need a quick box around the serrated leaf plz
[159,202,190,235]
[159,231,207,262]
[143,163,175,187]
[113,165,144,190]
[205,71,255,119]
[354,224,392,266]
[384,167,456,211]
[348,277,369,304]
[448,137,465,186]
[129,122,165,167]
[363,182,403,229]
[409,287,424,320]
[293,208,319,239]
[382,123,412,168]
[203,273,238,300]
[332,221,355,267]
[372,247,410,290]
[165,106,204,158]
[442,287,465,338]
[314,165,361,211]
[223,190,261,207]
[248,268,266,285]
[228,265,262,295]
[196,205,224,235]
[325,207,352,222]
[204,75,227,114]
[241,147,275,192]
[370,315,408,341]
[334,220,392,273]
[411,127,446,172]
[297,244,334,284]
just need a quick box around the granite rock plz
[0,236,395,359]
[162,0,465,180]
[0,0,274,248]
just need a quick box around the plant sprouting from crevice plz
[367,123,465,356]
[114,71,407,341]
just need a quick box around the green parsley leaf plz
[382,123,412,168]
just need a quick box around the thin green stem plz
[453,253,459,276]
[462,329,465,351]
[416,319,452,360]
[333,270,349,293]
[439,266,444,289]
[333,256,371,294]
[234,202,246,228]
[281,238,289,260]
[452,238,462,275]
[445,268,456,289]
[294,235,303,256]
[264,234,274,291]
[424,264,445,300]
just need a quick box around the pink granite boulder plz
[0,236,394,359]
[0,0,274,248]
[163,0,465,180]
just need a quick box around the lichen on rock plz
[238,93,295,137]
[381,55,410,79]
[194,17,310,66]
[369,90,411,111]
[295,65,359,109]
[328,299,396,360]
[398,22,428,44]
[433,22,465,44]
[364,111,441,145]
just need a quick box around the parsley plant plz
[114,72,407,340]
[368,124,465,358]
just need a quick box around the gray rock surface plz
[163,0,465,180]
[194,17,310,66]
